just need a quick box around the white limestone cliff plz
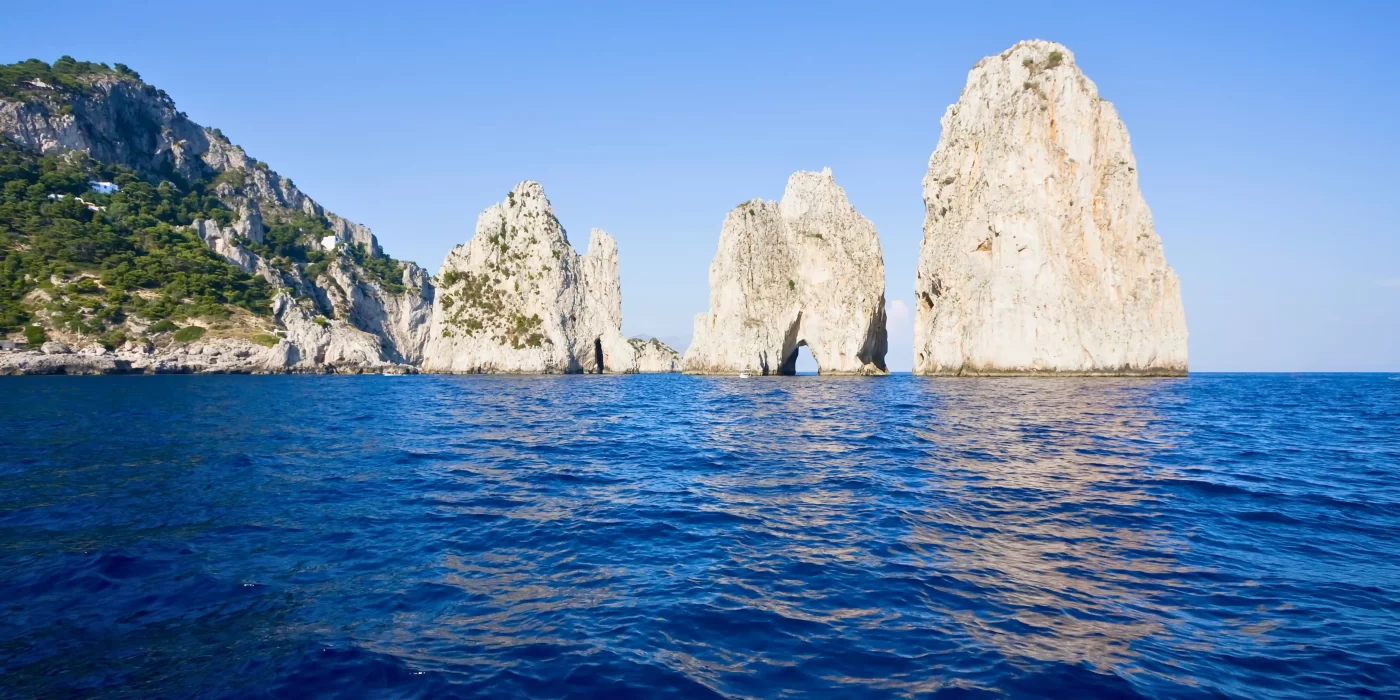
[263,293,391,370]
[189,217,434,365]
[630,338,682,373]
[682,169,887,375]
[421,183,663,373]
[913,41,1188,376]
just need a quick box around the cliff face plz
[0,75,382,254]
[187,216,435,365]
[913,41,1188,376]
[0,68,431,369]
[421,183,672,373]
[631,338,681,373]
[0,76,210,185]
[683,169,887,375]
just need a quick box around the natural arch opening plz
[779,341,818,375]
[593,338,604,374]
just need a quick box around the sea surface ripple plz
[1,374,1398,698]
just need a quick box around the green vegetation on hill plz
[0,56,416,344]
[0,139,272,338]
[628,337,678,354]
[172,325,205,342]
[346,242,405,294]
[247,212,330,267]
[244,212,406,294]
[0,56,144,100]
[23,324,45,345]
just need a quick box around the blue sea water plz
[1,373,1397,699]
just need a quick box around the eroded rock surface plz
[913,40,1188,376]
[422,183,664,373]
[630,338,682,373]
[682,169,887,375]
[264,293,393,371]
[0,319,414,376]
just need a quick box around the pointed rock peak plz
[422,184,667,374]
[585,228,617,258]
[511,180,545,197]
[996,39,1076,67]
[969,40,1097,103]
[501,181,551,210]
[474,181,569,250]
[493,182,554,222]
[780,168,856,222]
[783,167,839,193]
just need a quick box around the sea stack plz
[682,169,887,375]
[421,182,677,373]
[913,41,1188,376]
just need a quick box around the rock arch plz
[682,169,888,376]
[779,339,817,376]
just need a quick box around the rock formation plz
[913,40,1188,376]
[264,293,391,370]
[0,75,380,254]
[0,298,410,376]
[421,183,674,373]
[682,169,887,375]
[0,64,432,371]
[630,338,682,373]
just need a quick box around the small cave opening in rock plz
[779,342,818,376]
[593,338,604,374]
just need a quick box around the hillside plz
[0,57,434,370]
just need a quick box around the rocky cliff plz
[0,60,431,371]
[0,287,405,376]
[187,216,435,365]
[421,183,676,373]
[630,338,682,373]
[0,70,381,254]
[913,41,1188,376]
[682,169,887,375]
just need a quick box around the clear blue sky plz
[6,1,1397,371]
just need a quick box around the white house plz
[88,181,120,194]
[320,235,338,251]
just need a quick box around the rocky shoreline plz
[1,40,1189,378]
[0,339,416,376]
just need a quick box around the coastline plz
[2,349,1202,378]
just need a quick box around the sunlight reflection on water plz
[0,374,1397,697]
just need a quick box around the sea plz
[1,373,1397,698]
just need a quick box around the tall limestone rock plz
[422,182,675,373]
[913,41,1188,376]
[682,169,887,375]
